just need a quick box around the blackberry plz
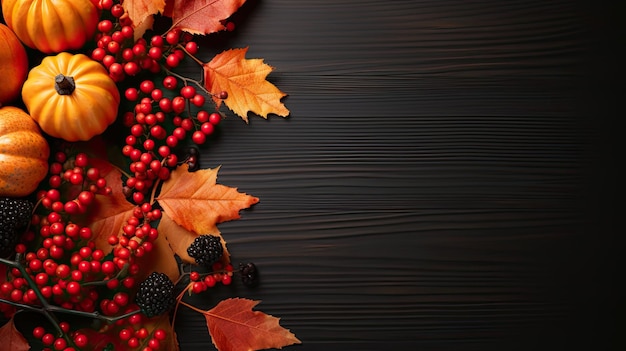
[0,197,33,258]
[239,262,260,288]
[135,272,175,317]
[187,235,223,267]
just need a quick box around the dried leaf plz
[204,298,301,351]
[204,47,289,122]
[156,164,259,234]
[82,159,135,254]
[0,318,30,351]
[123,0,165,30]
[169,0,246,35]
[158,212,230,265]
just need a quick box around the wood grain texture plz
[171,1,619,350]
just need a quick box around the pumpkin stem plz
[54,74,76,95]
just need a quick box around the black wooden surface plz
[168,1,620,350]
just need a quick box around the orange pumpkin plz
[0,23,28,105]
[0,106,50,197]
[1,0,99,53]
[22,52,121,141]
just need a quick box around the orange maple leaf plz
[202,298,301,351]
[156,164,259,235]
[204,47,289,122]
[158,212,231,265]
[123,0,166,29]
[169,0,246,35]
[0,318,30,351]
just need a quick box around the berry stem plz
[176,43,204,66]
[162,66,212,97]
[0,257,141,325]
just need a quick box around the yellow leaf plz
[204,47,289,122]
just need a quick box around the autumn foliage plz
[0,0,297,350]
[124,0,289,122]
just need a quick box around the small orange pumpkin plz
[0,106,50,197]
[1,0,99,53]
[22,52,121,142]
[0,23,28,105]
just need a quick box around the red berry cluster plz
[91,0,209,83]
[187,262,234,295]
[0,152,110,310]
[0,150,170,350]
[31,321,88,351]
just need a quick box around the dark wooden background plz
[170,1,620,350]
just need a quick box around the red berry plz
[140,80,155,94]
[150,125,166,139]
[192,131,206,144]
[165,29,181,45]
[32,326,46,339]
[63,201,80,214]
[185,41,199,54]
[74,155,88,169]
[53,337,67,350]
[124,62,140,76]
[150,35,164,47]
[107,41,120,54]
[127,337,140,348]
[122,26,135,39]
[153,329,167,340]
[78,190,95,205]
[110,4,124,17]
[99,0,113,10]
[196,110,209,123]
[165,53,180,67]
[209,112,222,125]
[148,46,162,60]
[113,292,129,306]
[111,31,125,43]
[97,20,113,33]
[151,88,163,101]
[102,55,116,69]
[92,47,106,61]
[125,87,139,101]
[172,96,186,114]
[191,93,205,107]
[73,333,88,348]
[66,281,81,295]
[204,274,216,287]
[158,97,172,112]
[42,333,55,345]
[163,76,178,90]
[201,122,214,135]
[180,85,196,99]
